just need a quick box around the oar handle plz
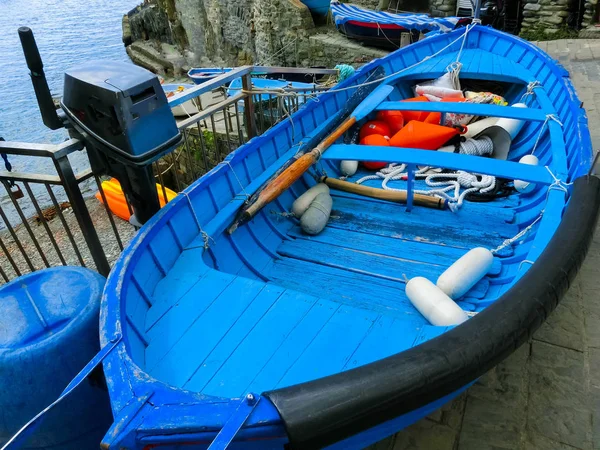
[314,116,357,155]
[244,152,318,219]
[243,116,358,222]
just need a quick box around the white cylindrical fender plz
[496,102,527,140]
[340,160,359,176]
[406,277,469,326]
[292,183,330,217]
[300,192,333,235]
[514,154,539,193]
[436,247,494,299]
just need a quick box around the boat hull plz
[100,25,599,449]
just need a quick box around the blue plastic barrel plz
[0,267,113,449]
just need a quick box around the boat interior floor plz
[142,173,519,398]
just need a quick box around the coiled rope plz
[355,137,496,211]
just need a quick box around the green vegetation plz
[520,25,578,42]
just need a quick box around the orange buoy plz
[95,178,177,221]
[400,96,430,122]
[359,120,391,140]
[360,134,389,170]
[389,121,462,150]
[375,111,404,135]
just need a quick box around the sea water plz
[0,0,140,222]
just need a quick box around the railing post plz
[53,155,111,276]
[242,73,258,139]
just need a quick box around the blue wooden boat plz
[187,68,232,85]
[331,1,471,49]
[300,0,331,16]
[100,24,600,449]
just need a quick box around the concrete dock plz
[369,39,600,450]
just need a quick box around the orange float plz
[359,120,392,140]
[95,178,177,221]
[389,121,463,150]
[424,97,467,125]
[399,96,431,122]
[360,134,389,170]
[375,111,404,135]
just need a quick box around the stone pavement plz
[367,39,600,450]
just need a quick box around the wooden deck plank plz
[275,305,381,388]
[151,283,285,388]
[197,290,326,396]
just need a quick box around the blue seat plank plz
[265,257,424,319]
[277,239,446,283]
[151,284,286,389]
[286,226,503,276]
[323,145,554,185]
[375,102,548,121]
[327,196,519,250]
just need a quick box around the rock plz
[436,4,455,11]
[524,2,542,10]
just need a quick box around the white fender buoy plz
[496,102,527,140]
[436,247,494,299]
[300,192,333,235]
[514,154,539,194]
[406,277,469,326]
[340,160,359,177]
[292,183,330,217]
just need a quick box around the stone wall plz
[129,0,317,68]
[520,0,570,34]
[581,0,599,27]
[430,0,457,17]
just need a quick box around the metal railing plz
[0,65,336,284]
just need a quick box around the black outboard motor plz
[18,27,182,225]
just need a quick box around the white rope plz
[302,23,477,96]
[222,160,251,200]
[519,80,542,104]
[490,212,543,255]
[531,114,563,155]
[544,165,572,196]
[180,191,214,249]
[354,137,495,210]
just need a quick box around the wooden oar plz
[320,176,446,210]
[228,84,394,233]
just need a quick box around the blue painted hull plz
[101,25,596,449]
[300,0,330,15]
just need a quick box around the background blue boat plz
[99,24,599,450]
[300,0,331,16]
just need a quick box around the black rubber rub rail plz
[264,175,600,450]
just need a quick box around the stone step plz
[126,46,166,75]
[308,32,390,68]
[130,41,175,71]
